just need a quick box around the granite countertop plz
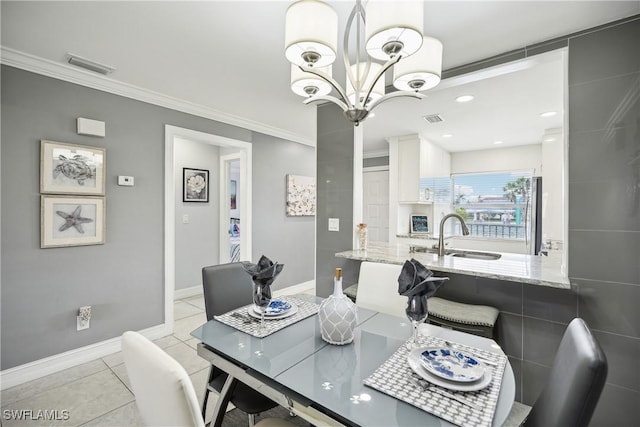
[335,242,570,289]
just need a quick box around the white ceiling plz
[2,1,638,152]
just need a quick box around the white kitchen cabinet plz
[388,134,451,240]
[395,135,450,203]
[397,136,421,202]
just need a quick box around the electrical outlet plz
[77,306,91,331]
[328,218,340,232]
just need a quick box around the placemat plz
[364,335,507,427]
[214,297,319,338]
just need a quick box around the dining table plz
[190,294,515,427]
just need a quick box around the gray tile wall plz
[567,17,640,425]
[315,103,358,297]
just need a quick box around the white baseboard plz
[0,323,172,390]
[174,285,203,300]
[0,280,315,390]
[274,280,316,297]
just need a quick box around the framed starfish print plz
[41,195,105,248]
[40,140,106,195]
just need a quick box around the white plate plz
[253,300,293,316]
[407,348,492,392]
[248,302,298,320]
[420,347,485,382]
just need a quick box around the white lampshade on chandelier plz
[291,64,333,97]
[284,0,443,126]
[364,0,424,60]
[393,36,443,91]
[285,0,338,68]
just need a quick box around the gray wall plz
[251,132,316,291]
[315,104,359,297]
[0,66,314,369]
[318,16,639,426]
[175,139,220,291]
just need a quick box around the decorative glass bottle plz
[318,268,358,345]
[356,223,368,251]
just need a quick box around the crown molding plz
[0,47,315,147]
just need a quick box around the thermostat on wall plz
[118,176,134,186]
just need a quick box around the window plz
[451,171,534,240]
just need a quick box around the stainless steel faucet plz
[437,213,470,257]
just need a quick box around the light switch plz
[182,214,190,224]
[328,218,340,232]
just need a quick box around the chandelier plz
[285,0,443,126]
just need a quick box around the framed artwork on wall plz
[41,195,105,248]
[40,140,106,195]
[183,168,209,202]
[286,174,315,216]
[230,180,237,209]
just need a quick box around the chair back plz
[525,318,607,427]
[122,331,204,427]
[202,262,252,320]
[355,262,407,318]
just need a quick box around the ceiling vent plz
[66,53,115,75]
[423,114,444,123]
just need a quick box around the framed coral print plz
[183,168,209,202]
[286,174,315,216]
[41,195,105,248]
[40,140,106,195]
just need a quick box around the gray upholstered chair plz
[122,331,294,427]
[507,317,608,427]
[201,262,278,426]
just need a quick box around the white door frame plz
[164,125,252,330]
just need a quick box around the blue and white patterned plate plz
[420,348,485,383]
[252,300,293,316]
[408,348,492,392]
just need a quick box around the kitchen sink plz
[409,246,502,260]
[448,250,502,260]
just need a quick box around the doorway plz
[219,154,242,264]
[164,125,252,329]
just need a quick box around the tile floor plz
[0,294,257,426]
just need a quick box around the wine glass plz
[252,281,272,334]
[405,294,429,350]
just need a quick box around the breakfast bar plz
[335,241,570,289]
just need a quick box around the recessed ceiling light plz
[493,140,504,145]
[456,95,474,103]
[540,111,557,117]
[442,133,453,138]
[544,137,556,142]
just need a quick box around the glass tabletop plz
[191,298,514,427]
[190,295,379,379]
[274,313,515,427]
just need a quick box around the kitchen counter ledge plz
[335,242,570,289]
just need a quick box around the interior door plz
[363,169,389,242]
